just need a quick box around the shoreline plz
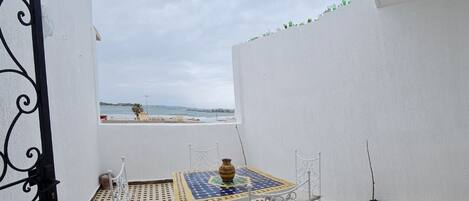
[102,119,203,124]
[100,114,236,124]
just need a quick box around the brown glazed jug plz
[219,158,236,182]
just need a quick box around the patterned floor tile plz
[93,182,173,201]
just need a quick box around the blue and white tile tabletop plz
[173,167,294,201]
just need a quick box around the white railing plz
[108,157,131,201]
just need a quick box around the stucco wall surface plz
[233,0,469,201]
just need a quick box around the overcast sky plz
[93,0,337,109]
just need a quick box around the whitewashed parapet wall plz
[0,0,100,200]
[233,0,469,201]
[98,123,245,181]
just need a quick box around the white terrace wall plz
[45,0,101,200]
[0,0,100,200]
[233,0,469,201]
[98,124,244,181]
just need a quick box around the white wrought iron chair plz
[294,150,321,201]
[247,151,321,201]
[247,173,312,201]
[188,143,220,171]
[108,157,131,201]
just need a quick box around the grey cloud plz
[93,0,338,108]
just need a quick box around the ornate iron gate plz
[0,0,59,200]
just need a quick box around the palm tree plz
[131,103,144,120]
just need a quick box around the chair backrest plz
[246,151,321,201]
[108,157,131,201]
[295,150,321,200]
[189,143,220,171]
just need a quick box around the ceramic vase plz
[219,158,235,182]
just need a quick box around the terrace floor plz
[91,180,267,201]
[92,182,174,201]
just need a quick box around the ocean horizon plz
[100,104,235,123]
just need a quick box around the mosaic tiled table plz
[172,167,295,201]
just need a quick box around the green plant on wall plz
[326,4,337,12]
[248,0,352,42]
[341,0,352,6]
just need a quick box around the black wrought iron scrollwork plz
[17,0,32,26]
[22,177,40,201]
[0,0,58,200]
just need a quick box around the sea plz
[100,105,235,123]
